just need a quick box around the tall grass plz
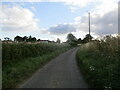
[76,35,120,88]
[2,43,71,88]
[2,43,69,64]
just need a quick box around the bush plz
[76,35,120,88]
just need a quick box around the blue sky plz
[0,0,118,41]
[3,2,97,28]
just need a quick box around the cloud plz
[0,0,118,41]
[2,0,118,13]
[48,23,76,35]
[74,8,118,36]
[1,0,42,2]
[0,5,39,33]
[69,6,79,13]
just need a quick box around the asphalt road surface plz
[20,48,88,88]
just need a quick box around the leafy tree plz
[67,33,77,42]
[26,35,32,42]
[26,36,36,42]
[4,37,12,41]
[67,33,77,46]
[82,34,93,43]
[56,38,61,43]
[37,39,41,41]
[77,38,82,44]
[14,36,23,42]
[23,36,28,42]
[31,37,37,42]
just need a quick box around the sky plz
[0,0,118,42]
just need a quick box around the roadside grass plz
[76,35,120,88]
[2,43,71,88]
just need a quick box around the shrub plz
[76,35,120,88]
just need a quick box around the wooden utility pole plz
[88,12,91,42]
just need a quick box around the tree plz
[67,33,77,46]
[4,37,11,41]
[14,36,23,42]
[82,34,93,43]
[26,36,36,42]
[26,35,32,42]
[67,33,77,42]
[37,39,41,41]
[31,37,37,42]
[23,36,28,42]
[77,38,82,44]
[56,38,61,43]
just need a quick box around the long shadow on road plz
[20,47,88,88]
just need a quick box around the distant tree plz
[26,36,36,42]
[14,35,37,42]
[56,38,61,43]
[51,40,55,43]
[23,36,28,42]
[82,34,93,43]
[37,39,41,41]
[26,35,32,42]
[77,38,82,44]
[14,36,23,42]
[67,33,77,42]
[4,37,11,41]
[31,37,37,42]
[67,33,77,46]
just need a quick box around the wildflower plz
[104,86,112,90]
[89,66,95,71]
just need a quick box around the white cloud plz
[69,6,78,13]
[1,0,118,13]
[0,0,118,41]
[92,0,118,16]
[44,0,118,40]
[1,0,42,2]
[48,0,96,7]
[74,8,118,36]
[0,5,39,33]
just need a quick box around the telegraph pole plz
[88,12,91,42]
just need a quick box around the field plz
[76,35,120,88]
[2,43,71,88]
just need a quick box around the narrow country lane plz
[20,48,88,88]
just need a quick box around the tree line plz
[14,36,37,42]
[3,33,93,45]
[67,33,93,46]
[3,35,61,43]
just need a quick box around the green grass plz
[2,43,69,64]
[2,43,71,88]
[76,35,120,88]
